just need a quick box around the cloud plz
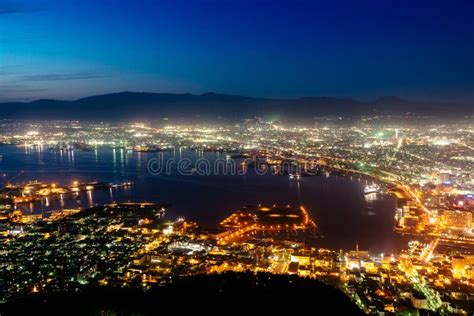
[0,87,48,94]
[0,84,49,102]
[0,84,47,92]
[21,72,105,81]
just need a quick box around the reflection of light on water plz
[112,148,117,167]
[109,188,114,201]
[195,149,204,159]
[95,149,98,163]
[137,152,141,168]
[45,197,49,207]
[75,193,81,206]
[364,192,379,216]
[122,184,132,195]
[365,192,377,202]
[60,194,65,207]
[86,190,93,206]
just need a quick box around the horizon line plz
[1,90,471,105]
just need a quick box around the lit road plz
[421,238,439,263]
[399,257,442,311]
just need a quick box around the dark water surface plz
[0,145,403,253]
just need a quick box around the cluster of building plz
[0,199,472,314]
[0,202,167,301]
[1,117,473,186]
[0,117,473,314]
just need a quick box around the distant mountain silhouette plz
[0,91,471,121]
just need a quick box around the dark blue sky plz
[1,0,473,102]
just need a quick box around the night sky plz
[1,0,473,102]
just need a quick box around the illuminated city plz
[1,0,473,314]
[0,117,472,314]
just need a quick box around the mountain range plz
[0,92,471,122]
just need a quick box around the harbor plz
[1,180,134,205]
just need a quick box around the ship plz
[85,181,112,189]
[364,184,381,194]
[226,153,250,159]
[133,145,159,153]
[289,173,301,181]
